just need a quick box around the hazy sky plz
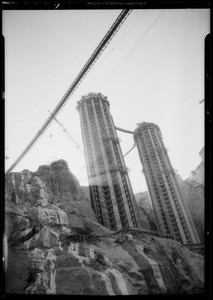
[3,9,209,193]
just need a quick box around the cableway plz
[5,9,132,175]
[97,10,166,90]
[48,110,84,154]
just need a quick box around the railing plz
[5,210,203,256]
[184,243,204,255]
[102,135,120,144]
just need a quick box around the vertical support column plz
[106,107,141,228]
[79,106,92,182]
[99,100,133,228]
[170,174,200,243]
[148,128,178,238]
[135,134,165,234]
[84,101,110,229]
[154,128,170,170]
[140,130,168,234]
[154,128,164,148]
[91,100,122,229]
[161,173,187,244]
[174,174,201,242]
[144,129,174,237]
[105,102,140,227]
[124,173,142,228]
[79,106,99,216]
[148,129,163,172]
[154,127,200,244]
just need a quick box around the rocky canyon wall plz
[4,160,204,295]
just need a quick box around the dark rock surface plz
[4,160,204,295]
[5,159,97,235]
[135,176,204,243]
[175,174,204,242]
[135,192,157,231]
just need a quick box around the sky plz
[3,9,209,194]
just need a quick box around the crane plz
[48,110,84,154]
[5,9,132,175]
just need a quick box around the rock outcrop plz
[175,174,204,243]
[5,160,97,234]
[4,160,204,295]
[135,192,157,231]
[135,176,204,243]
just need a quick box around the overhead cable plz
[98,10,166,89]
[90,10,146,75]
[124,144,136,157]
[5,9,132,175]
[48,110,84,154]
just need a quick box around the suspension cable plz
[5,9,132,175]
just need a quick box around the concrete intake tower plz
[77,92,142,231]
[134,122,200,245]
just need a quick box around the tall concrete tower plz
[77,92,142,231]
[134,122,200,244]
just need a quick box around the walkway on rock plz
[5,209,204,255]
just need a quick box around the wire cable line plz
[98,10,166,89]
[88,10,146,76]
[124,144,136,157]
[5,9,132,175]
[166,100,204,133]
[170,108,203,150]
[48,110,84,154]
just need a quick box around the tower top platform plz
[134,122,161,135]
[76,92,109,110]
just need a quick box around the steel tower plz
[77,92,142,231]
[134,122,200,244]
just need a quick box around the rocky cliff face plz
[135,175,204,243]
[5,160,98,233]
[175,174,204,243]
[4,160,204,295]
[135,192,157,231]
